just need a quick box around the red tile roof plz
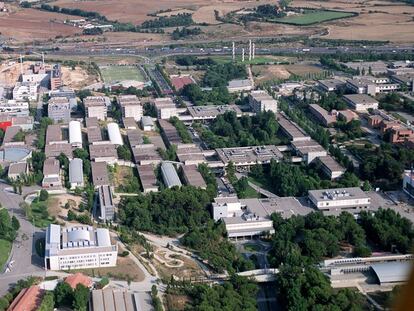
[65,273,93,289]
[171,75,194,91]
[8,285,44,311]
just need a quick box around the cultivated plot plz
[100,65,146,83]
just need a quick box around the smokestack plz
[249,40,252,61]
[19,55,23,76]
[252,43,255,59]
[232,42,235,61]
[242,48,245,62]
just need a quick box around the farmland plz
[99,65,146,83]
[268,10,356,26]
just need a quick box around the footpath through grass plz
[0,239,12,270]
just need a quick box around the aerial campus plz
[1,0,414,311]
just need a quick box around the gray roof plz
[309,187,368,202]
[371,261,412,284]
[91,162,110,187]
[8,162,28,175]
[161,162,182,188]
[90,289,153,311]
[98,185,114,221]
[69,158,83,184]
[141,116,154,128]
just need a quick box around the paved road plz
[0,182,43,295]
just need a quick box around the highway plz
[13,44,414,61]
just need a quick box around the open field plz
[269,10,355,26]
[61,66,100,89]
[100,65,145,83]
[0,7,80,43]
[0,239,11,271]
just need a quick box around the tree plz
[72,284,89,311]
[39,189,49,201]
[117,145,132,161]
[54,282,73,307]
[37,292,54,311]
[67,210,76,221]
[279,0,292,9]
[11,216,20,231]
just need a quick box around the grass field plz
[269,10,355,26]
[0,239,12,271]
[100,65,146,83]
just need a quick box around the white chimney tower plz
[242,48,245,62]
[252,43,256,59]
[249,40,252,61]
[232,42,235,61]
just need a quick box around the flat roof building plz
[277,113,311,142]
[227,79,254,93]
[181,165,206,189]
[137,165,159,193]
[45,143,72,159]
[291,139,327,164]
[89,144,117,163]
[141,116,155,132]
[42,158,61,189]
[84,96,108,120]
[48,97,71,124]
[98,185,115,221]
[158,119,182,146]
[118,95,143,121]
[91,162,110,188]
[44,224,117,270]
[317,155,345,180]
[343,94,379,112]
[176,144,206,165]
[90,289,153,311]
[46,124,66,145]
[85,117,99,128]
[188,105,242,120]
[127,128,143,147]
[248,90,278,114]
[87,126,103,144]
[8,162,29,180]
[2,125,25,147]
[161,162,182,188]
[153,98,177,120]
[308,187,371,215]
[318,79,346,92]
[216,145,283,166]
[132,144,162,165]
[308,104,337,126]
[123,117,137,129]
[69,158,84,189]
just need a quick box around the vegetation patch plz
[268,10,356,26]
[0,239,12,271]
[99,65,146,83]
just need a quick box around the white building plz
[107,122,123,146]
[44,224,117,271]
[69,120,83,148]
[227,79,254,93]
[0,100,29,116]
[153,98,177,119]
[141,116,155,131]
[161,162,182,188]
[118,95,143,121]
[13,82,38,101]
[403,171,414,199]
[84,96,108,120]
[69,158,84,189]
[248,90,278,114]
[212,196,243,221]
[308,187,371,215]
[343,94,379,112]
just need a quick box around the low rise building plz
[181,165,206,189]
[227,79,254,93]
[317,79,346,92]
[188,105,242,120]
[42,158,61,189]
[87,126,103,144]
[248,90,278,113]
[212,196,242,221]
[176,144,205,165]
[91,162,110,188]
[64,273,93,289]
[346,76,399,96]
[153,98,177,119]
[98,185,115,221]
[141,116,155,131]
[48,97,71,124]
[277,113,311,142]
[338,110,358,123]
[308,104,337,126]
[343,94,379,112]
[342,61,388,75]
[44,224,117,270]
[107,122,123,146]
[89,144,117,163]
[2,125,25,147]
[217,145,283,167]
[391,73,414,92]
[317,155,345,180]
[90,289,153,311]
[122,117,137,129]
[45,143,72,159]
[84,96,108,120]
[170,74,195,91]
[8,285,44,311]
[158,119,182,146]
[291,139,327,164]
[12,116,34,131]
[308,187,371,215]
[8,162,29,180]
[46,124,66,145]
[132,144,162,165]
[118,95,142,121]
[49,86,77,110]
[127,128,143,147]
[69,120,83,148]
[137,165,159,193]
[161,162,182,188]
[50,64,63,90]
[69,158,84,189]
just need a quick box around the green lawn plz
[269,10,355,26]
[27,200,55,228]
[100,65,146,83]
[243,243,261,252]
[0,239,12,271]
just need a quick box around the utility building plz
[161,162,182,188]
[69,120,82,148]
[107,122,123,146]
[69,158,84,189]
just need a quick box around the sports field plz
[100,65,146,83]
[270,10,355,26]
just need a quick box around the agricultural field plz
[268,10,355,26]
[99,65,146,83]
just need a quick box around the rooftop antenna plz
[19,55,23,76]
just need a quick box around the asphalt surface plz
[0,182,44,295]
